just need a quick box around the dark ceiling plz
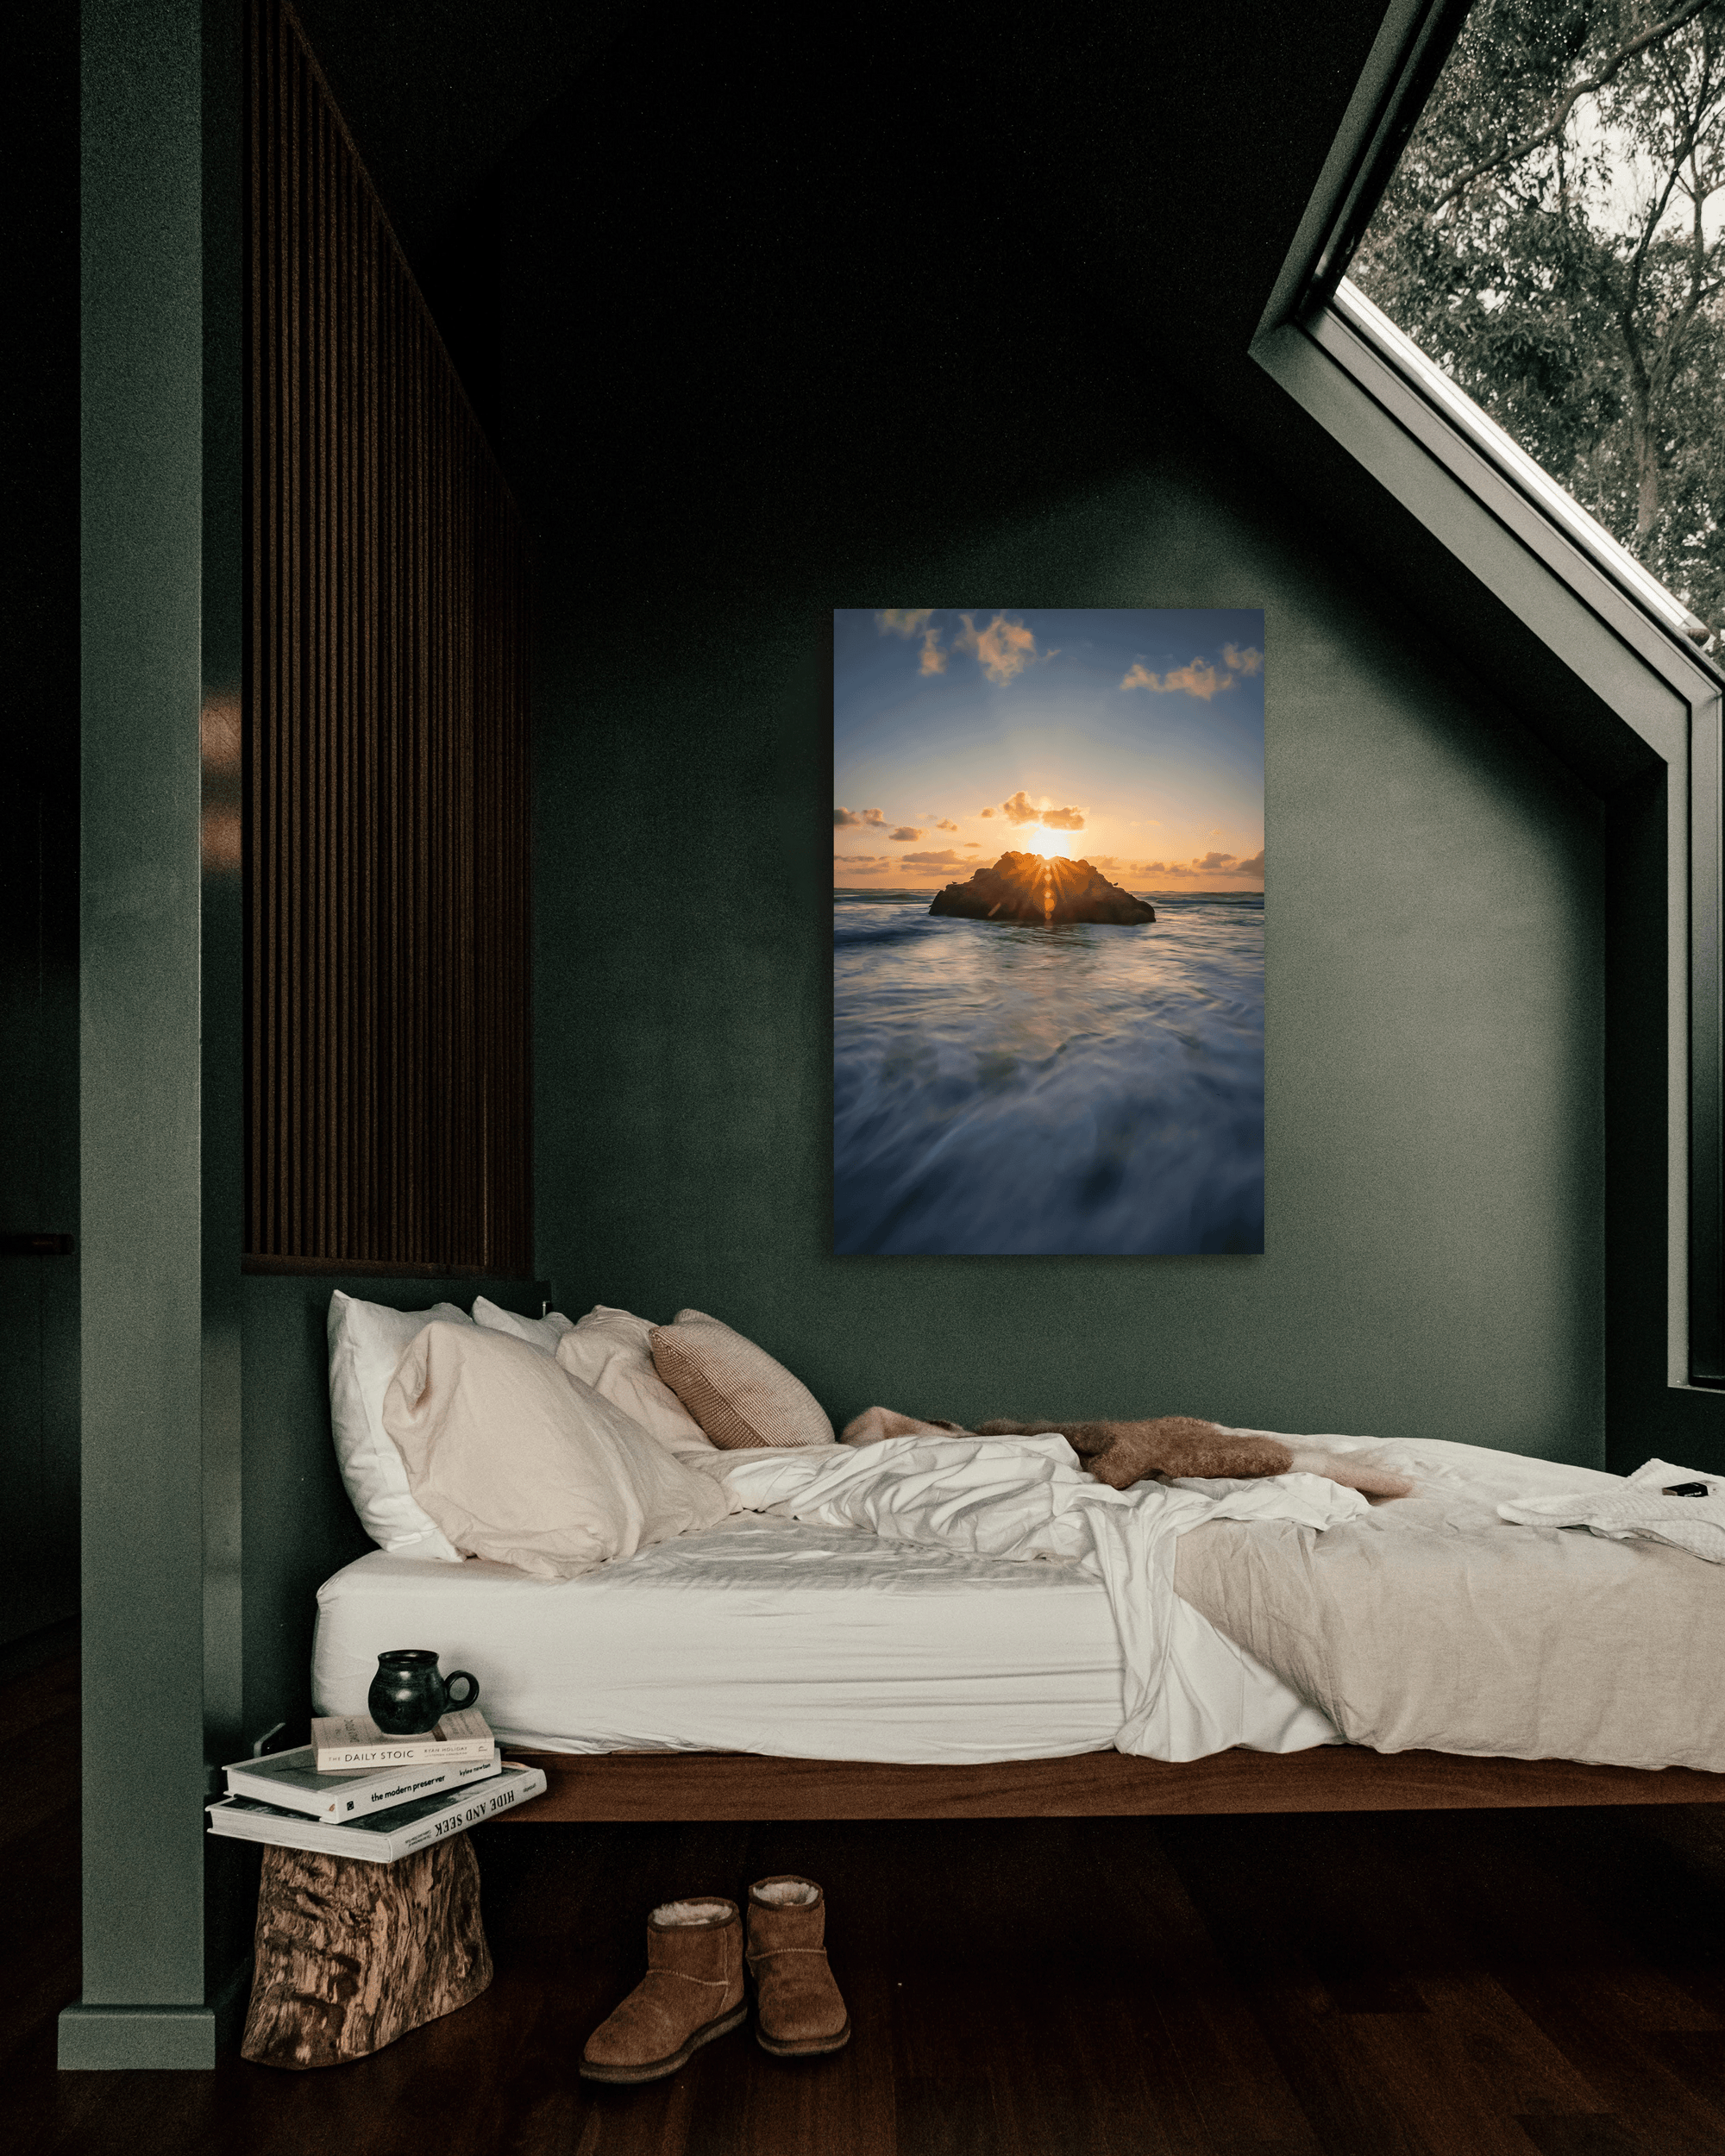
[290,0,646,273]
[288,0,1393,379]
[276,0,1628,778]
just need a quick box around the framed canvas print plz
[832,608,1264,1257]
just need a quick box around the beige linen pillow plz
[649,1309,835,1451]
[555,1307,716,1459]
[382,1320,731,1581]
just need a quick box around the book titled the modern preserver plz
[223,1742,504,1821]
[310,1707,495,1772]
[206,1759,548,1862]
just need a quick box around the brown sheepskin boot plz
[746,1876,851,2057]
[579,1897,746,2083]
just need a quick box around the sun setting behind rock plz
[928,852,1156,926]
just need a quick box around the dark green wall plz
[498,15,1606,1470]
[524,457,1606,1464]
[1603,768,1725,1479]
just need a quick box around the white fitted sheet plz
[313,1510,1329,1764]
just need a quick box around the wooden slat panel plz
[494,1745,1725,1823]
[244,0,531,1272]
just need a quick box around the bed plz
[312,1428,1725,1821]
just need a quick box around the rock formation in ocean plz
[927,852,1156,925]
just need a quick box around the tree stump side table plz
[241,1831,492,2068]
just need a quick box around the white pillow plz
[327,1291,471,1561]
[382,1321,731,1580]
[471,1294,575,1357]
[555,1306,716,1458]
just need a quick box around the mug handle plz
[442,1670,480,1713]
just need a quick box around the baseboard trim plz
[57,2002,217,2071]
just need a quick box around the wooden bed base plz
[500,1745,1725,1821]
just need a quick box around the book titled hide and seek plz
[207,1760,548,1863]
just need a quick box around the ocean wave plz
[833,899,1264,1256]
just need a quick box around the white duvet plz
[710,1432,1364,1762]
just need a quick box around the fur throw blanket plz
[838,1407,1412,1500]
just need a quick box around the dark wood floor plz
[8,1653,1725,2156]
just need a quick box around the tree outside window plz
[1350,0,1725,649]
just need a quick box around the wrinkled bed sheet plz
[315,1513,1137,1763]
[1170,1435,1725,1772]
[712,1434,1361,1761]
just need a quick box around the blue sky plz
[832,607,1265,890]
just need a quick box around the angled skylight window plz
[1345,0,1725,652]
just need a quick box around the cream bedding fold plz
[1170,1436,1725,1772]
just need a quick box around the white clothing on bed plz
[1496,1457,1725,1564]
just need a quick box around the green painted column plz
[61,0,240,2072]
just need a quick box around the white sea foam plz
[832,893,1264,1255]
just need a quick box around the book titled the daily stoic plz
[310,1706,495,1772]
[223,1740,504,1821]
[206,1759,549,1862]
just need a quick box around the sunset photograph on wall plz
[833,607,1265,1257]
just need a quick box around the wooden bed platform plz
[500,1744,1725,1821]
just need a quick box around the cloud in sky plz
[953,612,1054,686]
[836,608,1264,895]
[1132,848,1264,882]
[1121,658,1230,700]
[834,854,891,868]
[1121,642,1264,702]
[999,789,1085,831]
[876,609,946,674]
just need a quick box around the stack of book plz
[207,1708,546,1862]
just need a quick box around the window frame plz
[1255,0,1725,1390]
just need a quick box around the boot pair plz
[579,1875,850,2084]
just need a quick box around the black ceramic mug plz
[367,1648,481,1735]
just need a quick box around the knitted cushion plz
[649,1311,834,1451]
